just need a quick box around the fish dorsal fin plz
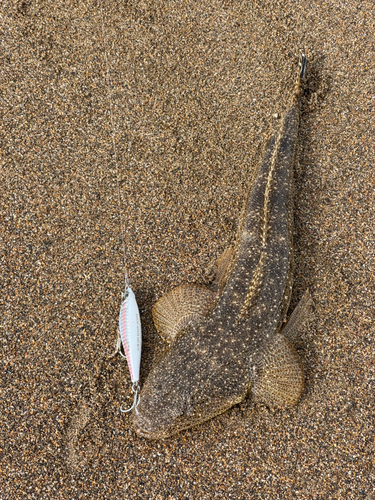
[251,333,304,408]
[152,284,217,342]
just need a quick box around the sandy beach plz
[1,0,374,498]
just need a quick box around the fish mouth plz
[132,411,169,440]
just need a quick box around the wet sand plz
[1,0,374,498]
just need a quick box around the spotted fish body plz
[134,56,311,439]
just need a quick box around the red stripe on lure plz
[118,286,142,413]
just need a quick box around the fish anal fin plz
[251,334,304,408]
[281,289,315,342]
[152,284,217,343]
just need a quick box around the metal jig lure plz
[116,279,142,413]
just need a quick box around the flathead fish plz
[134,55,312,439]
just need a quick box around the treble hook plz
[120,382,140,414]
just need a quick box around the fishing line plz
[98,1,128,285]
[98,0,142,413]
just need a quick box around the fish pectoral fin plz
[213,247,234,291]
[281,289,315,342]
[152,284,217,343]
[251,334,304,408]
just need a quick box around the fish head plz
[133,345,250,439]
[133,382,193,439]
